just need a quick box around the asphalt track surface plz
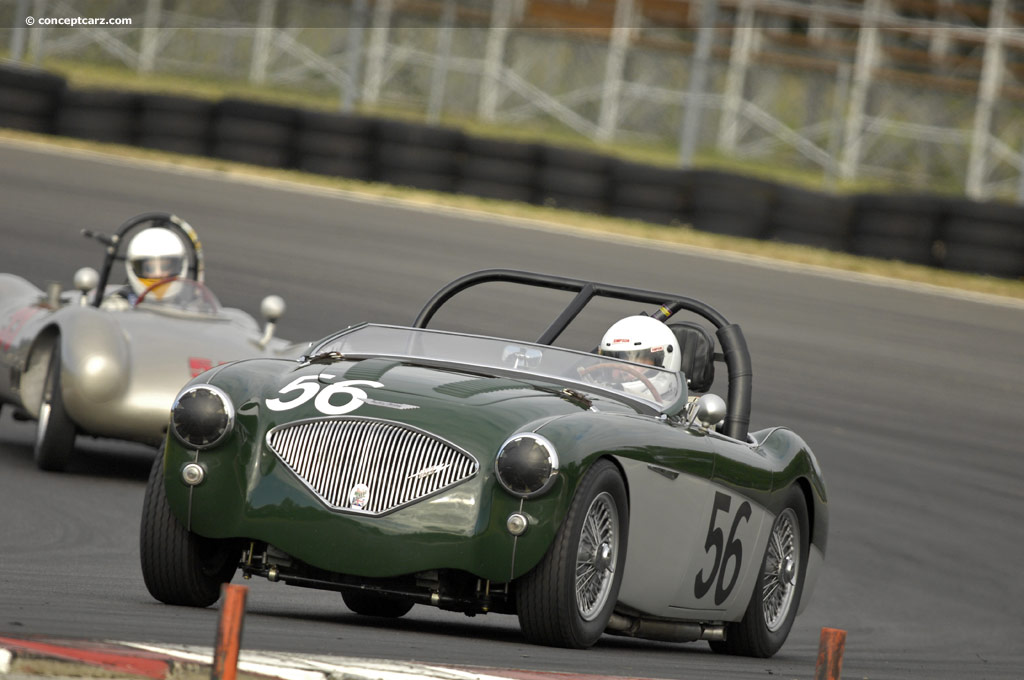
[0,139,1022,680]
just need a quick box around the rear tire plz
[34,345,76,472]
[139,452,239,607]
[710,486,809,658]
[342,591,415,618]
[516,459,628,648]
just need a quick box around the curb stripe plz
[1,638,664,680]
[0,637,170,679]
[120,643,329,680]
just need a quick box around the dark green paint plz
[164,355,828,585]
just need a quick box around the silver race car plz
[0,212,302,471]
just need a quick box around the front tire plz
[710,486,809,658]
[139,452,240,607]
[342,591,415,618]
[516,459,628,649]
[34,345,76,472]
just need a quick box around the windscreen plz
[134,279,221,314]
[315,324,684,409]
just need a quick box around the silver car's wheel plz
[34,345,77,472]
[763,507,799,632]
[709,486,809,658]
[576,491,620,621]
[516,459,628,649]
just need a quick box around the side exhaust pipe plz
[606,613,726,643]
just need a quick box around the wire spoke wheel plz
[762,507,799,632]
[575,491,619,621]
[516,460,628,649]
[709,486,808,658]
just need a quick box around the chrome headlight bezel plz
[170,384,235,450]
[495,432,559,498]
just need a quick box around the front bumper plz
[163,439,565,583]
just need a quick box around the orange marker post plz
[815,627,847,680]
[211,584,248,680]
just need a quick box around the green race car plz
[140,269,827,657]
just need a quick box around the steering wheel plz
[578,362,663,404]
[133,276,217,312]
[133,276,181,307]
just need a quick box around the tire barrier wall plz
[2,63,1022,280]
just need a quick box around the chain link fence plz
[2,0,1023,202]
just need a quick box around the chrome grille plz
[266,417,478,515]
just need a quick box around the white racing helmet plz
[126,227,188,299]
[598,315,681,372]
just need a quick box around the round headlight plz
[170,384,234,449]
[495,433,559,498]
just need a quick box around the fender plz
[51,307,132,416]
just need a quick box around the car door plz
[614,421,719,619]
[663,434,773,619]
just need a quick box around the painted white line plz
[117,642,514,680]
[117,642,327,680]
[3,133,1022,311]
[0,648,12,674]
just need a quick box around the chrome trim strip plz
[510,497,524,582]
[186,448,199,531]
[646,463,679,481]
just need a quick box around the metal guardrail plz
[2,0,1024,202]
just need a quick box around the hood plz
[56,305,280,442]
[231,357,615,457]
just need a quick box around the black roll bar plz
[86,212,204,308]
[413,269,753,440]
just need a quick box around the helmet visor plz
[132,255,183,280]
[598,346,665,367]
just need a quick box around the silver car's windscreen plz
[314,324,684,409]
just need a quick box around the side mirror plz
[502,345,542,369]
[261,295,285,323]
[257,295,286,348]
[686,393,727,432]
[73,267,99,306]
